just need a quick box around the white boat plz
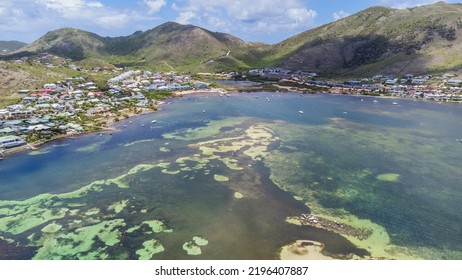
[299,110,304,114]
[202,110,206,113]
[151,120,157,123]
[373,100,379,103]
[392,102,399,105]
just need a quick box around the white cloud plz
[96,14,131,27]
[286,8,317,26]
[0,2,9,16]
[206,16,231,31]
[173,0,317,35]
[333,10,351,21]
[0,0,318,44]
[36,0,105,20]
[143,0,166,15]
[379,0,447,9]
[87,1,103,8]
[176,11,196,24]
[0,0,160,42]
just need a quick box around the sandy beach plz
[173,88,226,96]
[280,240,334,260]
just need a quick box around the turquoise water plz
[0,93,461,259]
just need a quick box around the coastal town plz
[1,65,462,159]
[250,67,462,101]
[0,69,215,158]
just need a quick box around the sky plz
[0,0,459,44]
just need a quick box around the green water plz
[0,93,461,259]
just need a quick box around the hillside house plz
[194,83,208,89]
[447,79,462,86]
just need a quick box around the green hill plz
[7,2,462,75]
[270,2,462,75]
[0,41,27,54]
[13,22,260,72]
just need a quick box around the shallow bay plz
[0,93,461,259]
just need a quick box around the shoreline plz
[173,88,226,96]
[1,107,157,159]
[0,88,456,159]
[0,90,216,159]
[279,240,334,260]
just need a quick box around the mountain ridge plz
[0,41,28,54]
[7,2,462,75]
[275,1,462,75]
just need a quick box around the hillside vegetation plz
[12,22,260,73]
[274,2,462,75]
[4,2,462,76]
[0,41,27,54]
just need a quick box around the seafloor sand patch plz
[183,241,202,255]
[136,239,165,260]
[214,174,229,182]
[41,222,63,234]
[280,240,333,260]
[234,192,243,199]
[377,173,400,182]
[182,236,209,256]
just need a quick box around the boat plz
[151,120,157,123]
[373,100,379,103]
[299,110,304,114]
[392,102,399,105]
[202,110,206,113]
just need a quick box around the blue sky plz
[0,0,459,44]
